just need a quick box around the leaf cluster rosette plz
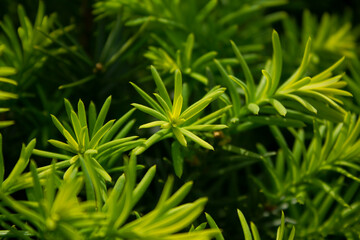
[131,66,229,155]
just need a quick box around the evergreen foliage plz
[1,0,359,239]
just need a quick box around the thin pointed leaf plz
[154,93,172,115]
[50,114,79,149]
[0,67,16,76]
[261,69,274,97]
[205,212,225,240]
[282,38,312,87]
[0,77,17,85]
[88,101,97,136]
[163,181,194,211]
[151,66,172,108]
[280,77,311,93]
[279,93,317,114]
[132,103,168,121]
[180,98,212,121]
[184,124,228,131]
[77,99,87,128]
[2,139,36,191]
[189,72,209,85]
[172,141,184,178]
[45,162,57,208]
[146,198,208,235]
[92,96,112,138]
[250,222,261,240]
[58,75,96,89]
[173,127,187,147]
[184,33,194,68]
[156,176,175,209]
[139,121,167,129]
[174,69,182,106]
[214,59,241,113]
[276,212,285,240]
[0,120,15,128]
[193,105,232,125]
[288,226,295,240]
[231,40,255,100]
[229,75,251,103]
[237,209,253,240]
[89,120,115,149]
[192,51,217,70]
[270,30,282,95]
[131,82,166,115]
[79,155,100,207]
[312,57,345,82]
[132,165,156,206]
[48,139,76,153]
[90,157,111,182]
[70,111,82,142]
[34,0,44,27]
[196,0,218,22]
[180,128,213,150]
[268,98,287,116]
[172,95,183,119]
[133,129,171,155]
[101,108,136,144]
[29,161,43,201]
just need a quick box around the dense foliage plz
[1,0,360,239]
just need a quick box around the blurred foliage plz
[1,0,360,239]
